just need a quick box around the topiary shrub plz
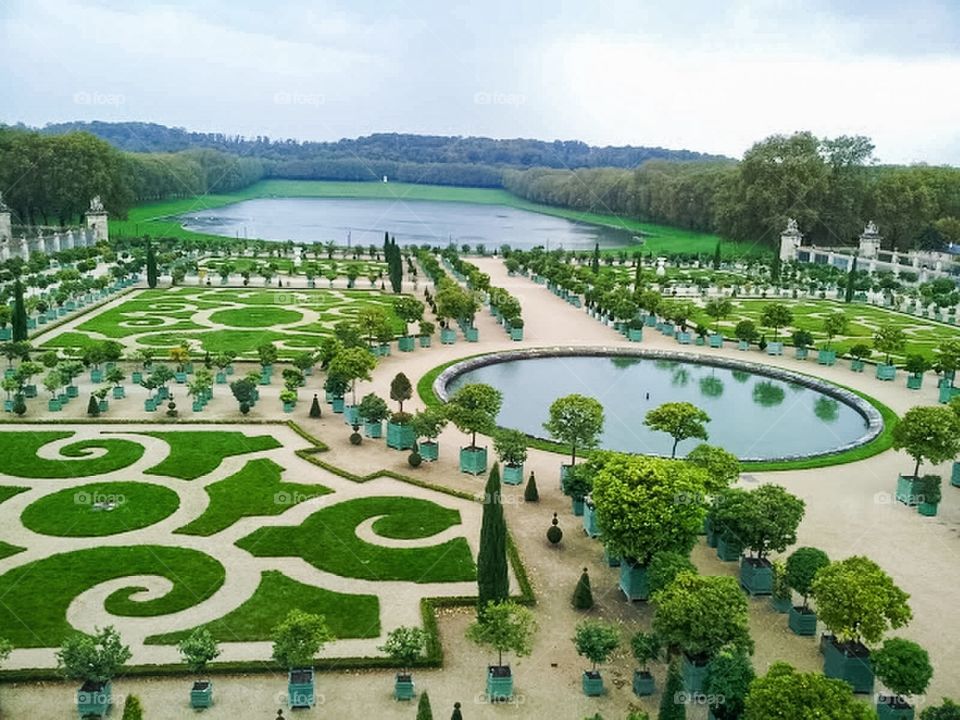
[659,660,686,720]
[547,512,563,545]
[13,396,26,417]
[239,401,250,415]
[349,432,362,445]
[417,690,433,720]
[121,694,143,720]
[87,395,100,417]
[408,451,422,468]
[523,471,539,502]
[572,568,594,610]
[309,394,321,418]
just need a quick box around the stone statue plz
[784,218,800,234]
[864,221,879,236]
[89,195,104,212]
[0,191,7,211]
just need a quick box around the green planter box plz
[795,347,809,360]
[47,398,62,412]
[90,369,104,383]
[737,339,749,350]
[460,446,487,475]
[582,671,604,696]
[603,546,621,567]
[98,400,109,413]
[144,398,157,412]
[823,639,873,694]
[379,342,391,356]
[112,386,125,399]
[394,674,415,701]
[420,441,439,461]
[952,461,960,488]
[695,336,706,346]
[331,397,345,413]
[66,385,79,398]
[502,463,523,485]
[3,399,11,412]
[677,331,692,344]
[582,500,600,538]
[0,328,10,341]
[288,668,316,708]
[364,420,383,438]
[131,371,143,384]
[767,341,784,355]
[851,358,865,372]
[682,654,709,694]
[215,371,227,384]
[571,496,584,516]
[906,374,923,390]
[619,560,649,601]
[419,335,432,347]
[77,680,111,717]
[632,670,655,696]
[23,384,37,398]
[487,666,513,701]
[716,535,743,561]
[788,606,818,636]
[386,422,416,450]
[896,475,922,506]
[283,402,295,414]
[818,349,837,365]
[876,697,916,720]
[709,334,724,348]
[628,328,643,342]
[190,681,213,708]
[440,328,457,344]
[176,371,188,383]
[740,557,774,595]
[771,596,792,613]
[510,326,524,341]
[661,323,675,336]
[344,405,360,425]
[876,363,897,381]
[645,315,658,327]
[398,336,416,352]
[193,400,205,412]
[917,501,938,517]
[465,327,479,342]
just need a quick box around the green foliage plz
[648,551,697,595]
[86,394,100,417]
[921,699,960,720]
[12,279,27,342]
[874,323,907,364]
[644,402,710,457]
[572,568,594,610]
[811,555,912,645]
[177,628,220,674]
[760,302,793,339]
[591,454,708,564]
[378,626,426,673]
[658,660,686,720]
[523,471,539,502]
[744,662,876,720]
[734,319,758,343]
[892,405,960,478]
[784,547,830,608]
[0,431,144,478]
[445,383,503,447]
[822,311,849,348]
[493,427,528,466]
[477,464,509,611]
[547,513,563,544]
[358,392,390,423]
[703,646,754,720]
[917,474,942,505]
[562,462,595,500]
[467,600,536,667]
[872,637,933,698]
[630,632,661,672]
[848,342,872,360]
[328,346,377,402]
[417,690,434,720]
[543,393,605,464]
[57,626,131,683]
[712,484,805,559]
[390,372,413,412]
[271,609,333,668]
[684,444,740,493]
[411,406,448,440]
[573,620,620,670]
[121,694,143,720]
[309,394,322,417]
[771,559,792,602]
[652,572,753,658]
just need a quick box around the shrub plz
[658,660,686,720]
[309,395,321,418]
[547,513,562,545]
[408,451,422,468]
[121,695,143,720]
[349,432,362,445]
[572,568,594,610]
[523,472,539,502]
[417,690,433,720]
[784,547,829,609]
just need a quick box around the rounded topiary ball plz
[408,451,422,468]
[350,432,362,445]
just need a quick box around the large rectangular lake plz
[178,197,637,250]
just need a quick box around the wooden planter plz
[603,546,621,567]
[876,363,897,381]
[709,334,724,348]
[331,397,345,413]
[619,560,650,601]
[364,420,383,438]
[737,339,749,350]
[419,335,432,348]
[681,654,709,694]
[795,347,809,360]
[386,422,416,450]
[190,680,213,708]
[917,501,938,517]
[440,328,457,344]
[90,369,104,383]
[397,336,416,352]
[632,670,655,696]
[215,371,227,384]
[571,496,585,516]
[771,595,792,613]
[502,463,523,485]
[510,326,524,341]
[582,500,600,538]
[288,668,316,708]
[677,331,692,345]
[788,606,818,636]
[66,385,79,398]
[77,679,111,717]
[582,670,604,697]
[716,535,743,561]
[906,374,923,390]
[282,401,295,414]
[823,638,874,694]
[818,349,837,365]
[876,696,916,720]
[98,400,109,413]
[739,556,774,595]
[952,461,960,488]
[767,341,784,355]
[628,328,643,342]
[459,446,487,475]
[144,398,157,412]
[487,665,513,701]
[896,475,922,506]
[112,386,125,399]
[343,404,360,425]
[394,673,415,701]
[465,327,479,342]
[420,440,439,461]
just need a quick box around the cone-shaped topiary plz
[121,694,143,720]
[309,394,321,418]
[450,701,463,720]
[87,394,100,417]
[417,690,433,720]
[658,660,686,720]
[572,567,594,610]
[524,471,539,502]
[477,463,509,613]
[547,512,563,545]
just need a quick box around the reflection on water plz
[447,355,867,459]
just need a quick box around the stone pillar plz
[858,222,882,259]
[84,196,108,243]
[62,230,74,251]
[779,218,802,262]
[656,257,667,276]
[48,233,60,255]
[0,239,8,263]
[17,234,29,261]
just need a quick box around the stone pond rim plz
[433,346,885,464]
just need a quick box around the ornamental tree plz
[542,393,605,466]
[874,323,907,364]
[477,464,509,611]
[935,338,960,383]
[630,632,661,675]
[784,547,830,609]
[389,372,412,413]
[378,626,426,676]
[703,646,754,720]
[393,296,424,333]
[411,407,448,442]
[271,610,333,669]
[821,311,849,350]
[872,638,933,705]
[685,444,740,494]
[177,628,220,676]
[327,347,377,405]
[445,383,502,449]
[591,454,708,565]
[744,662,876,720]
[466,600,536,668]
[647,551,697,595]
[810,556,912,646]
[644,402,710,458]
[920,699,960,719]
[892,405,960,478]
[57,626,132,685]
[493,428,528,468]
[358,393,390,423]
[651,572,753,660]
[704,298,733,333]
[734,320,758,345]
[760,302,793,340]
[573,620,620,671]
[712,484,806,560]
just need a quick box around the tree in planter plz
[359,392,389,426]
[905,353,932,381]
[760,303,793,341]
[327,347,377,406]
[734,319,758,346]
[411,407,447,449]
[704,298,733,333]
[652,572,753,663]
[229,377,257,414]
[477,464,509,612]
[393,296,425,337]
[178,628,220,706]
[291,350,317,377]
[821,311,849,351]
[106,367,125,391]
[849,343,872,364]
[703,645,754,720]
[271,610,333,695]
[630,631,661,695]
[543,394,605,467]
[57,626,131,710]
[647,551,697,595]
[257,342,279,371]
[872,638,933,716]
[572,568,594,610]
[390,372,413,413]
[378,626,426,696]
[493,428,528,476]
[573,620,620,683]
[418,319,435,340]
[791,329,814,354]
[445,383,502,450]
[874,323,907,365]
[744,662,876,720]
[685,444,740,494]
[920,699,960,719]
[892,405,960,479]
[644,402,710,458]
[466,600,536,682]
[785,547,829,613]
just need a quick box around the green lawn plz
[236,496,476,583]
[139,431,282,480]
[145,570,379,645]
[0,546,225,646]
[110,179,753,258]
[175,458,331,535]
[0,432,145,478]
[20,481,180,537]
[0,486,29,505]
[0,541,24,560]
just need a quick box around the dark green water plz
[446,356,869,460]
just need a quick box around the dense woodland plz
[2,122,959,253]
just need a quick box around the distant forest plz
[2,121,959,251]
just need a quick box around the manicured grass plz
[175,458,331,536]
[20,481,180,537]
[145,570,379,645]
[0,431,145,478]
[0,546,225,647]
[0,486,29,505]
[110,179,755,258]
[236,496,476,583]
[208,306,304,328]
[140,431,282,480]
[0,541,24,560]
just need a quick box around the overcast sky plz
[2,0,959,164]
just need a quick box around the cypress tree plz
[591,243,600,274]
[416,690,433,720]
[309,394,322,418]
[450,701,463,720]
[844,256,858,303]
[87,394,100,417]
[523,471,539,502]
[11,278,27,342]
[146,239,158,289]
[658,661,686,720]
[572,567,594,609]
[713,241,722,270]
[476,463,509,613]
[770,251,781,283]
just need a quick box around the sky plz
[2,0,959,164]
